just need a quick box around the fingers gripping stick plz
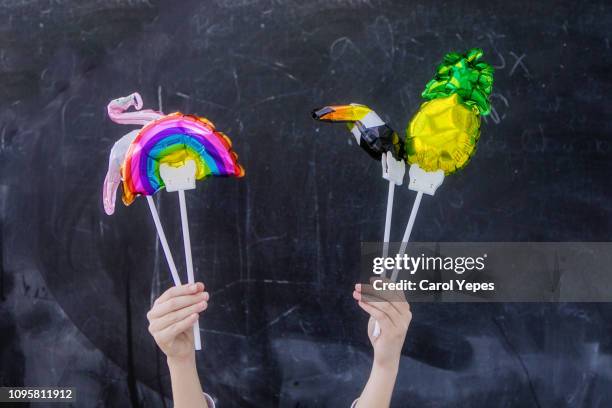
[159,159,202,351]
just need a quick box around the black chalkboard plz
[1,0,611,407]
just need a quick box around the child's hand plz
[147,282,209,362]
[353,281,411,369]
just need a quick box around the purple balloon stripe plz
[144,117,232,164]
[131,127,234,195]
[130,143,156,195]
[138,128,231,174]
[142,125,233,168]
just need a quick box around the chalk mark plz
[509,52,530,78]
[493,317,542,408]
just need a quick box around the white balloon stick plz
[178,190,201,351]
[390,191,423,282]
[382,180,395,259]
[160,160,202,351]
[146,196,181,287]
[380,152,405,266]
[374,165,444,338]
[374,153,406,338]
[373,180,395,339]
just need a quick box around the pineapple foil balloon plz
[406,48,494,174]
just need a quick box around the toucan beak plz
[311,104,371,123]
[311,106,335,120]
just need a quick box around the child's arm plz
[352,282,412,408]
[147,282,212,408]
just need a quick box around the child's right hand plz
[147,283,209,361]
[351,281,411,408]
[353,281,411,369]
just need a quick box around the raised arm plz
[147,282,212,408]
[352,282,411,407]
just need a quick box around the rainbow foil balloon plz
[121,113,245,206]
[405,48,494,174]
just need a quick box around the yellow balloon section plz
[158,147,211,179]
[406,94,480,175]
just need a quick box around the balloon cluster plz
[313,48,494,176]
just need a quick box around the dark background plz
[1,0,611,407]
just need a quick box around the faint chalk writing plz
[509,52,530,78]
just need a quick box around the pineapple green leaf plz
[421,48,494,116]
